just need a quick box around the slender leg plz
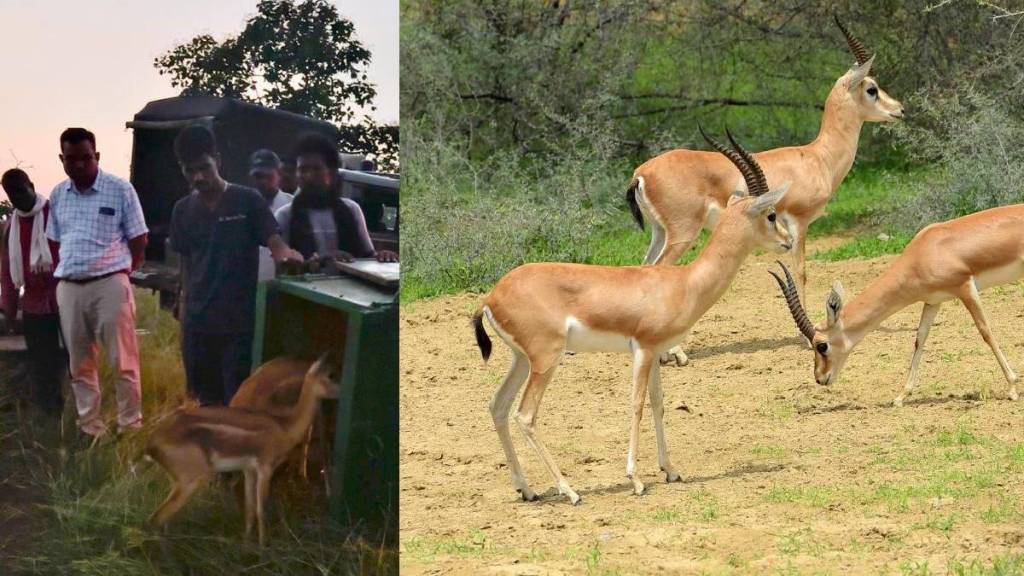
[642,218,667,266]
[300,424,313,481]
[515,364,580,504]
[489,351,536,501]
[627,348,655,496]
[893,303,941,407]
[647,360,679,482]
[656,221,702,366]
[315,412,331,498]
[243,469,256,540]
[655,232,700,267]
[256,467,272,547]
[147,477,205,530]
[960,284,1019,400]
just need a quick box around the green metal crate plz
[252,274,397,543]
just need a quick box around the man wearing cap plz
[249,149,294,282]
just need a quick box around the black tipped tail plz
[625,177,644,230]
[472,311,492,361]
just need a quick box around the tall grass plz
[0,290,396,575]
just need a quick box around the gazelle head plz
[306,354,340,399]
[834,15,904,123]
[770,261,852,386]
[699,125,793,253]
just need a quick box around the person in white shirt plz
[274,133,397,263]
[249,149,294,282]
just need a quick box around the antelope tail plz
[472,311,492,362]
[625,177,644,230]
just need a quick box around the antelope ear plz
[847,55,875,91]
[826,280,845,325]
[746,181,791,216]
[728,176,748,205]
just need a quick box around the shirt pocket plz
[96,206,120,239]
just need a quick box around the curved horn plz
[698,123,763,198]
[768,260,815,341]
[725,127,768,197]
[834,14,872,67]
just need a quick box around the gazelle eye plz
[815,342,829,355]
[767,212,777,222]
[866,86,878,97]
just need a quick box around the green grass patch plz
[914,514,957,533]
[762,485,832,508]
[980,499,1018,524]
[403,530,495,561]
[692,488,720,522]
[776,527,826,557]
[935,424,988,447]
[751,443,787,459]
[808,164,922,238]
[811,232,912,261]
[946,554,1024,576]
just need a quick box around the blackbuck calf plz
[772,204,1024,406]
[145,356,337,545]
[628,16,903,366]
[230,357,329,488]
[473,128,792,504]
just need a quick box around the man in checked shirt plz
[46,128,149,439]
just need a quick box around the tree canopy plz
[156,0,398,170]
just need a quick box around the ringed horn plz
[769,260,815,341]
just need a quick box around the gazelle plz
[771,204,1024,407]
[628,16,903,366]
[230,356,328,486]
[145,356,337,546]
[472,128,792,504]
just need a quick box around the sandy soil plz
[400,239,1024,575]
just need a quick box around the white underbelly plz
[211,455,256,473]
[974,261,1024,291]
[565,316,633,353]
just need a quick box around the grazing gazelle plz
[771,205,1024,406]
[628,16,903,366]
[472,128,792,504]
[145,356,337,546]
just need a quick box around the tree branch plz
[613,97,823,118]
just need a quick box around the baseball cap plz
[249,149,282,174]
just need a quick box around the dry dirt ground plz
[400,240,1024,575]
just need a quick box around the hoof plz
[518,488,539,502]
[630,477,646,496]
[660,352,688,367]
[892,396,904,408]
[568,493,583,506]
[1010,389,1020,401]
[665,471,681,483]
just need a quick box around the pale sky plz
[0,0,398,193]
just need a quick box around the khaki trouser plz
[56,273,142,436]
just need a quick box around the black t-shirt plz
[170,184,279,333]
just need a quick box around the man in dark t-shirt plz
[170,125,303,405]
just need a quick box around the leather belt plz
[58,269,128,285]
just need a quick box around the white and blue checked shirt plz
[46,170,149,280]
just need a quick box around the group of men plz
[0,125,397,440]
